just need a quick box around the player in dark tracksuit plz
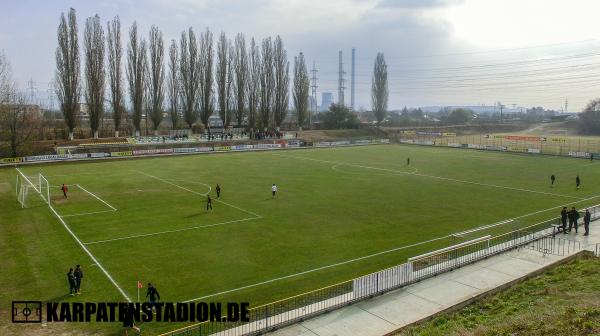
[568,207,580,233]
[560,207,568,233]
[74,265,83,294]
[146,283,160,311]
[584,209,591,236]
[576,175,581,189]
[215,184,221,198]
[206,195,212,211]
[550,174,556,187]
[67,268,77,295]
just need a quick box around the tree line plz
[1,7,391,156]
[54,8,313,139]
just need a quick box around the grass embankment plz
[396,253,600,336]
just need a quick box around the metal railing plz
[167,205,600,336]
[522,235,581,256]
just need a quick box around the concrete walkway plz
[269,221,600,336]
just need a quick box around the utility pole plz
[499,102,504,124]
[47,81,55,111]
[310,61,318,128]
[351,48,355,111]
[338,50,345,107]
[26,78,37,104]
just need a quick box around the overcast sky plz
[2,0,600,111]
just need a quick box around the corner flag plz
[137,281,143,302]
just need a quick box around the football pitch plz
[2,144,600,334]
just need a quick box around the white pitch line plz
[182,235,449,303]
[215,199,262,219]
[134,170,211,196]
[76,184,117,211]
[183,193,600,303]
[278,154,583,200]
[332,164,418,176]
[83,217,258,245]
[61,209,116,218]
[135,170,260,218]
[48,206,132,302]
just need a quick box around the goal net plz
[15,170,50,208]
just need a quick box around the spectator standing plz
[583,209,591,236]
[74,265,83,294]
[560,207,568,233]
[67,268,77,296]
[569,207,580,233]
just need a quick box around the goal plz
[15,170,50,208]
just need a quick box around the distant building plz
[77,103,89,118]
[208,115,224,128]
[320,92,333,112]
[1,103,42,117]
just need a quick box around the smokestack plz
[338,50,345,107]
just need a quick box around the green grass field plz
[2,144,600,335]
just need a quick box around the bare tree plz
[0,54,39,157]
[199,28,214,128]
[371,52,388,126]
[225,39,235,129]
[247,37,260,134]
[293,52,309,130]
[127,22,147,136]
[179,28,200,129]
[167,39,180,129]
[84,14,105,139]
[0,52,11,102]
[259,37,274,130]
[216,32,229,128]
[233,33,248,128]
[273,36,289,129]
[107,16,124,137]
[148,25,165,135]
[55,8,81,140]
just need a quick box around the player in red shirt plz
[61,184,68,199]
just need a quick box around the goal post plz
[39,173,50,205]
[15,169,50,208]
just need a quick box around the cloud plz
[376,0,463,9]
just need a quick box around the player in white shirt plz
[271,184,277,198]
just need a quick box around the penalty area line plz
[83,217,259,245]
[133,170,211,196]
[60,209,116,218]
[134,170,261,218]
